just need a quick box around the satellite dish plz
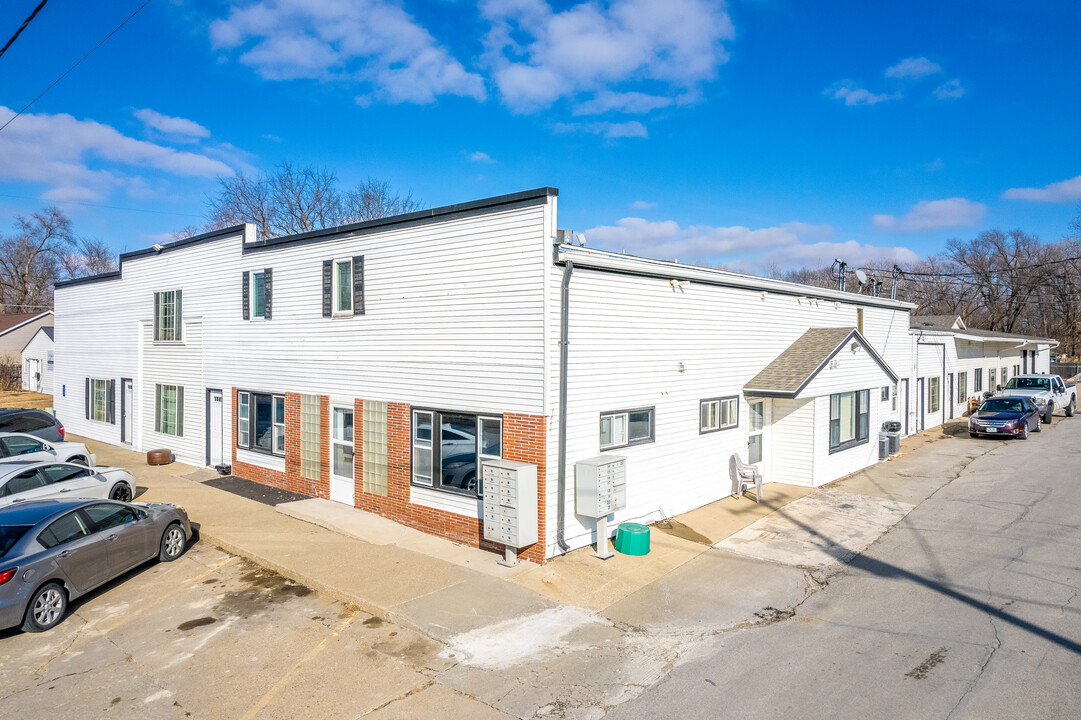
[854,269,868,285]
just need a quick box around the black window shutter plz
[242,271,250,320]
[85,378,90,419]
[352,255,365,315]
[264,268,273,320]
[106,380,115,424]
[177,386,184,437]
[175,290,183,341]
[154,385,161,432]
[153,291,160,340]
[321,260,332,317]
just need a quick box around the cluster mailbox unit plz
[481,459,539,565]
[574,455,628,559]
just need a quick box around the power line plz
[0,193,204,219]
[866,254,1081,280]
[0,0,153,135]
[0,0,49,60]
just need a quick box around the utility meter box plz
[575,455,627,518]
[481,459,538,549]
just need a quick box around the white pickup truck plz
[996,374,1076,424]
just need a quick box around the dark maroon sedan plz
[968,397,1041,439]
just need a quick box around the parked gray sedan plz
[0,499,192,632]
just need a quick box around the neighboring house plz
[0,311,53,366]
[908,315,1056,433]
[21,327,54,394]
[53,187,931,562]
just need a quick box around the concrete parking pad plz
[363,683,518,720]
[717,488,915,568]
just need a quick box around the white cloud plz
[574,90,675,115]
[823,81,899,106]
[933,78,965,99]
[872,197,987,233]
[885,56,941,80]
[134,109,211,139]
[631,200,657,210]
[470,151,495,163]
[211,0,486,104]
[583,216,917,269]
[482,0,733,112]
[553,120,648,139]
[1002,174,1081,203]
[0,106,235,202]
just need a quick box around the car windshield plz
[1004,377,1050,391]
[980,399,1027,413]
[0,525,32,559]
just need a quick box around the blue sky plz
[1,0,1079,273]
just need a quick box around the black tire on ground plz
[1042,407,1053,424]
[1019,423,1029,440]
[21,582,67,633]
[1067,398,1075,417]
[109,482,133,502]
[969,432,979,438]
[159,523,186,562]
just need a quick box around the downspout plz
[556,259,573,552]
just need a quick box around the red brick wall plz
[231,389,548,563]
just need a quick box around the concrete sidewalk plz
[71,419,988,643]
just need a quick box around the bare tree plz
[0,207,73,313]
[60,237,119,279]
[205,163,419,240]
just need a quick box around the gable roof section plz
[911,315,964,331]
[744,327,898,398]
[0,311,53,337]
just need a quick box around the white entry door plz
[330,406,355,505]
[207,390,224,468]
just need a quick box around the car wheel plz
[109,482,133,502]
[21,582,67,633]
[1067,398,1075,417]
[1034,416,1041,432]
[1019,423,1029,440]
[159,523,186,562]
[969,432,979,438]
[69,456,89,466]
[1042,407,1053,424]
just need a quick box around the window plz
[37,512,90,549]
[334,259,353,314]
[237,391,285,455]
[881,386,890,402]
[0,435,44,457]
[300,395,320,481]
[1001,367,1008,385]
[989,368,996,389]
[957,372,967,403]
[892,383,898,412]
[700,397,738,433]
[411,410,502,496]
[252,271,266,319]
[90,378,108,422]
[600,408,654,450]
[928,377,940,413]
[1013,364,1020,377]
[363,400,388,496]
[39,464,91,484]
[747,401,764,463]
[156,384,182,436]
[0,469,46,496]
[331,406,354,482]
[154,289,182,341]
[83,503,137,531]
[829,390,870,453]
[974,368,983,392]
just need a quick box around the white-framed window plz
[333,259,353,315]
[989,368,996,389]
[90,378,108,422]
[156,384,182,436]
[957,372,967,403]
[829,390,869,453]
[600,408,654,450]
[251,271,267,319]
[881,386,890,402]
[892,383,899,412]
[974,368,983,392]
[700,397,738,433]
[331,406,354,482]
[747,400,764,463]
[237,391,285,455]
[154,289,182,341]
[1000,367,1008,385]
[410,409,502,496]
[929,377,940,413]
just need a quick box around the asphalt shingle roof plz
[910,315,962,331]
[744,327,858,396]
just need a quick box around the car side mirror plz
[41,443,52,451]
[137,510,148,520]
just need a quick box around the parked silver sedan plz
[0,499,192,632]
[0,462,135,508]
[0,432,96,467]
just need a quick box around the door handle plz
[107,535,118,542]
[57,550,71,558]
[59,488,71,493]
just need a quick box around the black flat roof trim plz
[243,186,557,254]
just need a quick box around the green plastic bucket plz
[614,522,651,556]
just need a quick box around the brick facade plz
[231,389,548,563]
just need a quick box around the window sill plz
[331,312,354,318]
[409,481,479,499]
[238,445,285,459]
[699,424,739,435]
[152,341,185,347]
[600,438,654,452]
[828,437,869,455]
